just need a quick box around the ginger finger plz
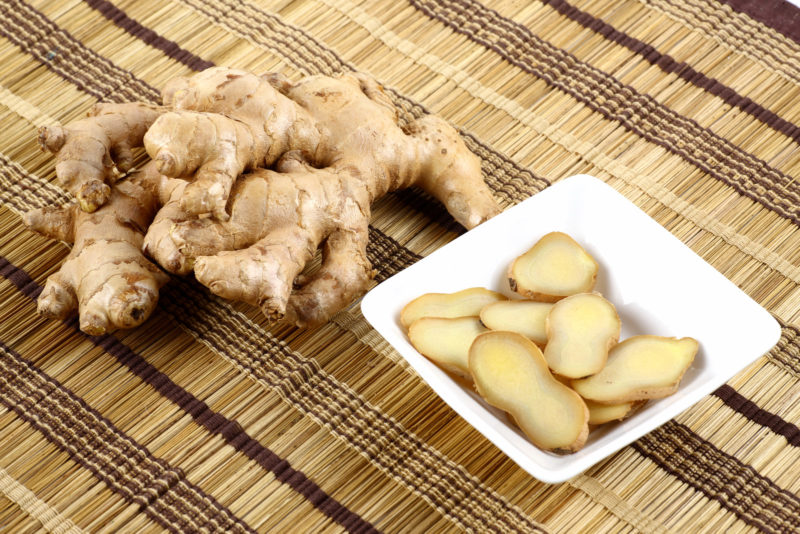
[163,67,320,166]
[143,111,264,220]
[408,115,500,230]
[23,203,77,243]
[38,102,164,212]
[194,225,318,321]
[285,226,374,328]
[23,161,169,334]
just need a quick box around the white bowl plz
[361,174,781,483]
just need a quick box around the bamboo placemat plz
[0,0,799,532]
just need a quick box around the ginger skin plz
[27,67,501,332]
[24,162,169,334]
[38,103,164,212]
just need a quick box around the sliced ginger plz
[479,300,552,346]
[544,293,620,378]
[509,232,598,302]
[571,336,698,404]
[400,288,505,329]
[469,331,589,453]
[586,400,645,425]
[408,317,487,378]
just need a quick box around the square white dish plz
[360,174,781,484]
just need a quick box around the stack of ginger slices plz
[401,232,698,454]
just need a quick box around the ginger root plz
[24,161,169,334]
[38,103,164,212]
[26,67,501,332]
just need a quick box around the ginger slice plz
[544,293,621,378]
[508,232,598,302]
[586,400,645,425]
[479,300,552,346]
[408,317,487,378]
[400,288,506,329]
[469,331,589,453]
[571,336,699,403]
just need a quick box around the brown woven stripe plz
[768,324,800,376]
[640,0,800,85]
[0,152,70,208]
[408,0,800,225]
[0,0,159,103]
[0,334,254,534]
[719,0,800,44]
[637,421,800,533]
[0,256,381,534]
[713,384,800,447]
[538,0,800,145]
[83,0,214,71]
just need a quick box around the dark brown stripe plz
[0,0,159,103]
[157,279,512,534]
[0,338,254,532]
[766,325,800,382]
[639,0,800,86]
[409,0,800,225]
[713,384,800,446]
[637,420,800,533]
[82,0,214,71]
[539,0,800,145]
[719,0,800,45]
[0,256,380,534]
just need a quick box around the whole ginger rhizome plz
[26,67,501,334]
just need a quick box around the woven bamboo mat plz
[0,0,799,531]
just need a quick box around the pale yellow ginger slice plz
[469,331,589,453]
[508,232,598,302]
[400,288,506,329]
[479,300,553,346]
[408,317,488,378]
[544,293,621,378]
[586,400,645,425]
[571,336,699,404]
